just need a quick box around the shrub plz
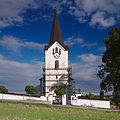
[0,86,8,94]
[54,88,64,97]
[88,92,94,98]
[25,85,36,95]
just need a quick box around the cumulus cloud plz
[65,36,83,46]
[89,12,116,28]
[0,0,119,29]
[0,53,102,93]
[72,54,101,92]
[65,36,97,48]
[0,0,71,28]
[69,0,120,28]
[0,54,43,93]
[0,0,39,28]
[0,35,45,53]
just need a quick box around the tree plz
[0,86,8,94]
[100,91,104,99]
[54,88,64,97]
[25,85,36,95]
[88,92,94,98]
[97,27,120,107]
[112,92,120,107]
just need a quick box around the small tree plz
[100,91,104,99]
[88,92,94,98]
[0,86,8,94]
[25,85,36,95]
[54,88,64,97]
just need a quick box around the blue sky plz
[0,0,120,94]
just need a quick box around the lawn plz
[0,101,120,120]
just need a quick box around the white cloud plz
[65,36,97,48]
[77,54,101,64]
[0,0,119,29]
[0,54,4,59]
[0,0,39,28]
[65,36,83,46]
[80,43,97,48]
[89,12,116,28]
[72,54,101,92]
[0,54,43,93]
[42,0,72,14]
[69,0,120,28]
[0,35,45,53]
[0,36,23,52]
[0,0,71,28]
[0,53,102,93]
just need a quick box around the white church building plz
[40,10,73,99]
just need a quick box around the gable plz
[46,41,67,51]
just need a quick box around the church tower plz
[40,10,73,98]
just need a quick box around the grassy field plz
[0,101,120,120]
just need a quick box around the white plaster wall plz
[0,93,47,101]
[71,97,110,108]
[44,42,69,97]
[45,42,68,69]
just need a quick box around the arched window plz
[52,49,54,55]
[55,60,59,69]
[56,75,58,79]
[55,47,58,53]
[59,49,61,55]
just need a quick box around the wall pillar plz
[62,94,66,105]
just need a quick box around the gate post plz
[48,94,53,104]
[62,94,66,105]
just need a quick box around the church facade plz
[40,10,73,99]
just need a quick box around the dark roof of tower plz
[44,9,69,50]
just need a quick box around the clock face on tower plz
[54,53,60,59]
[53,47,61,59]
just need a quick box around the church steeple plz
[44,9,69,50]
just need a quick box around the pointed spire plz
[49,9,64,46]
[44,9,69,50]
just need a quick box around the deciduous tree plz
[97,27,120,107]
[0,86,8,94]
[25,85,36,95]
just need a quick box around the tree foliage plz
[25,85,36,95]
[0,86,8,94]
[54,88,64,97]
[100,91,104,99]
[97,27,120,106]
[88,92,94,98]
[112,92,120,107]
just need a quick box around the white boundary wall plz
[0,93,47,101]
[71,96,110,108]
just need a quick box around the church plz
[40,10,73,100]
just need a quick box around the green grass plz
[0,101,120,120]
